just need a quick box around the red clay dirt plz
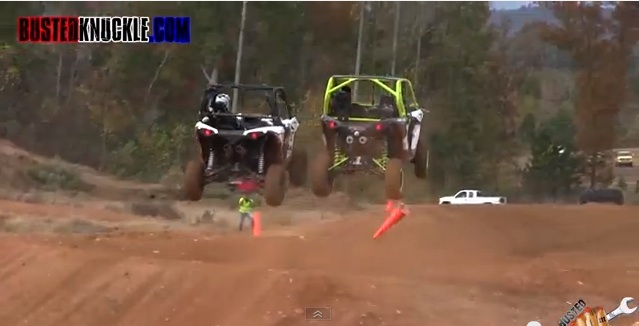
[2,138,639,326]
[2,203,639,326]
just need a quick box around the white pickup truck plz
[438,190,507,205]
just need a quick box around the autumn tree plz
[540,2,639,187]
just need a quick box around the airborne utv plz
[183,84,307,206]
[310,75,427,200]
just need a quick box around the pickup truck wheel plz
[264,164,289,207]
[413,138,427,179]
[385,158,404,200]
[183,159,205,201]
[288,148,308,187]
[310,149,333,197]
[441,202,450,205]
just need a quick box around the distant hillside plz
[490,6,557,32]
[489,5,614,33]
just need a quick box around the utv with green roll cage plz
[310,75,427,200]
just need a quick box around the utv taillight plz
[327,121,337,129]
[248,132,259,140]
[202,129,213,136]
[375,123,383,131]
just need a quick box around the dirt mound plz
[0,139,169,200]
[1,204,639,325]
[0,140,41,190]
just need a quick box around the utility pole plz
[414,2,425,87]
[232,1,248,113]
[391,2,401,75]
[354,1,366,96]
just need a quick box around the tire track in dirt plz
[1,204,639,325]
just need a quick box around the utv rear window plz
[328,79,399,119]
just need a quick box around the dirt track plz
[1,139,639,326]
[2,203,639,326]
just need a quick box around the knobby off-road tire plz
[183,159,205,201]
[264,163,289,206]
[413,138,427,179]
[385,158,404,200]
[288,148,308,187]
[310,149,333,197]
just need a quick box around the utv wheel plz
[413,138,427,179]
[385,158,404,200]
[264,164,289,207]
[310,149,333,197]
[183,159,205,201]
[288,148,308,187]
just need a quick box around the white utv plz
[183,84,307,207]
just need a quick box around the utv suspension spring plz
[258,150,265,174]
[207,148,214,170]
[334,148,346,164]
[380,145,389,169]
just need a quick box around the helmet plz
[212,93,231,112]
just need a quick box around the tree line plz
[0,2,637,201]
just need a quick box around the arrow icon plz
[305,307,332,321]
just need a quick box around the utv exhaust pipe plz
[346,136,354,144]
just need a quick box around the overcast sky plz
[490,1,529,10]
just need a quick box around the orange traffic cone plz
[373,208,406,239]
[386,200,394,213]
[252,211,262,237]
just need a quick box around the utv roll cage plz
[322,75,418,122]
[201,84,294,119]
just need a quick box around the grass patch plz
[27,163,93,192]
[129,202,183,220]
[53,219,111,234]
[204,189,232,200]
[0,216,55,233]
[0,216,110,234]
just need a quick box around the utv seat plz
[329,91,352,119]
[367,95,398,119]
[241,116,273,129]
[350,103,369,117]
[208,115,240,130]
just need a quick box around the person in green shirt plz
[238,195,255,231]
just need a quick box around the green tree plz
[540,108,575,146]
[426,2,518,191]
[523,122,582,199]
[519,113,537,145]
[0,2,363,181]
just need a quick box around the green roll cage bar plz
[322,75,415,122]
